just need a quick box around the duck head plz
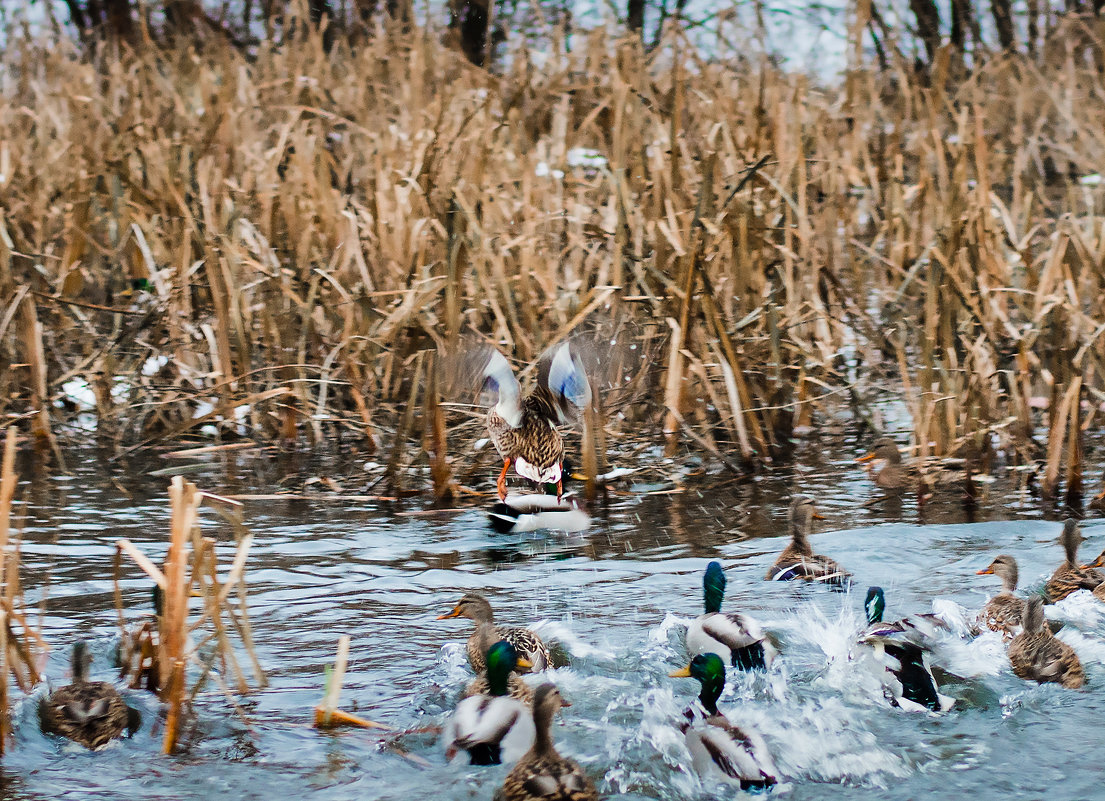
[865,587,886,625]
[670,652,726,714]
[703,561,726,615]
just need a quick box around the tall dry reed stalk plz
[1,16,1105,496]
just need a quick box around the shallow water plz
[8,440,1105,800]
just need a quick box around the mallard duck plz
[976,555,1025,638]
[765,496,851,584]
[494,684,598,801]
[687,562,776,670]
[856,438,913,492]
[478,342,591,502]
[1044,520,1103,603]
[1079,549,1105,602]
[488,495,591,534]
[464,623,535,705]
[859,587,953,712]
[438,593,550,673]
[444,640,537,765]
[40,642,132,750]
[1008,597,1084,688]
[669,653,778,790]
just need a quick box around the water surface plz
[7,440,1105,800]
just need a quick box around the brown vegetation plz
[2,15,1105,501]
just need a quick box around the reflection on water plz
[8,436,1105,800]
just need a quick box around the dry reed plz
[113,476,265,753]
[1,15,1105,498]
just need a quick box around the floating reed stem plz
[314,635,388,730]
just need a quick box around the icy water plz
[7,441,1105,800]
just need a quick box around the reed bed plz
[0,428,49,753]
[2,15,1105,499]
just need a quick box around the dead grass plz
[2,15,1105,499]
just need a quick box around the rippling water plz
[8,441,1105,800]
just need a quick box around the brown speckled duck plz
[1044,520,1103,603]
[765,497,851,584]
[39,642,131,750]
[464,623,535,705]
[479,342,591,501]
[494,684,598,801]
[438,593,550,673]
[856,438,913,492]
[1008,597,1084,689]
[976,555,1025,638]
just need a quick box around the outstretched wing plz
[439,340,523,427]
[536,341,592,424]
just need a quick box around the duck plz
[1008,597,1084,688]
[687,561,776,669]
[444,640,537,765]
[1080,549,1105,602]
[765,496,851,584]
[975,555,1025,638]
[464,623,535,705]
[1044,519,1103,603]
[858,587,954,712]
[437,593,550,673]
[488,494,591,534]
[494,684,599,801]
[669,653,778,790]
[39,642,133,750]
[478,342,591,502]
[855,438,913,492]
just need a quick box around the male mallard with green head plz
[669,653,778,790]
[859,587,953,712]
[765,496,851,584]
[495,684,598,801]
[1044,520,1103,603]
[444,640,536,765]
[479,342,591,502]
[438,593,550,673]
[40,642,132,750]
[464,623,535,705]
[976,555,1025,638]
[1008,597,1084,689]
[687,562,775,669]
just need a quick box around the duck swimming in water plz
[976,555,1025,639]
[669,653,779,790]
[1008,597,1084,689]
[687,561,776,669]
[438,593,550,673]
[765,496,851,584]
[858,587,954,712]
[444,640,537,765]
[1044,520,1102,603]
[40,642,133,750]
[494,684,598,801]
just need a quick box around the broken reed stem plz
[161,475,198,754]
[313,635,387,730]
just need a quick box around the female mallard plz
[976,555,1025,638]
[1079,549,1105,602]
[669,653,778,790]
[687,562,776,669]
[438,593,550,673]
[40,642,131,750]
[495,684,598,801]
[856,438,913,492]
[479,342,591,501]
[859,587,953,712]
[765,496,851,584]
[1008,597,1084,688]
[464,623,535,705]
[444,640,537,765]
[1044,520,1103,603]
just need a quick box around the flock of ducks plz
[428,497,1105,796]
[30,342,1105,798]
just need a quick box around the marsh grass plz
[2,14,1105,498]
